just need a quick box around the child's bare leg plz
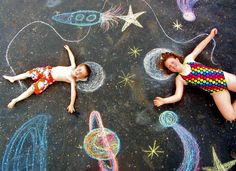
[8,85,34,108]
[212,90,236,121]
[224,72,236,92]
[3,72,31,83]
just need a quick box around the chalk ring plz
[143,48,175,80]
[83,128,120,160]
[77,61,105,92]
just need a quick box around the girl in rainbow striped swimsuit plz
[154,28,236,121]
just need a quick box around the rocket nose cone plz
[52,13,71,23]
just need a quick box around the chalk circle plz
[159,111,178,128]
[86,14,97,22]
[143,48,175,81]
[75,14,85,21]
[83,128,120,161]
[77,61,105,92]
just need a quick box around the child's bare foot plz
[8,99,17,108]
[3,75,15,83]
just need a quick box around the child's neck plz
[179,64,191,76]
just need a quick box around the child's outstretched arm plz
[64,45,76,68]
[67,80,76,113]
[153,75,185,107]
[185,28,218,61]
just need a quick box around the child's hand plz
[64,45,70,51]
[67,104,75,113]
[210,28,218,36]
[153,97,165,107]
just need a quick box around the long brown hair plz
[157,52,184,74]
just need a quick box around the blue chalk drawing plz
[159,111,200,171]
[52,5,122,31]
[52,10,102,26]
[1,115,49,171]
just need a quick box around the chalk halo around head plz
[143,48,175,81]
[77,61,105,92]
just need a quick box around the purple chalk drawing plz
[176,0,198,22]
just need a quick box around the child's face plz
[164,57,182,73]
[73,65,88,80]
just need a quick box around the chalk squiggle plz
[5,20,91,90]
[159,111,200,171]
[1,114,49,171]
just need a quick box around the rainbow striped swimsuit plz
[180,62,227,94]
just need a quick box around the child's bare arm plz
[153,75,184,107]
[185,28,218,62]
[64,45,76,68]
[67,80,77,113]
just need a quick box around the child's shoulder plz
[184,55,195,64]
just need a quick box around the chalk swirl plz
[159,111,178,127]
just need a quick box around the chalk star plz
[172,20,183,30]
[75,144,83,150]
[202,146,236,171]
[118,71,135,87]
[128,46,142,58]
[117,5,146,32]
[143,140,164,159]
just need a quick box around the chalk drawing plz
[202,146,236,171]
[1,114,49,171]
[116,5,146,32]
[141,0,217,64]
[52,5,122,31]
[173,20,183,30]
[84,111,120,171]
[143,140,164,159]
[46,0,62,8]
[143,48,175,81]
[159,111,200,171]
[128,46,142,58]
[176,0,199,22]
[5,20,91,90]
[77,61,105,92]
[118,71,135,88]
